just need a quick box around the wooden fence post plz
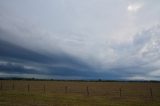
[27,84,30,92]
[86,86,89,96]
[0,81,2,90]
[119,88,122,97]
[12,83,15,90]
[65,86,68,94]
[150,88,153,98]
[43,84,46,93]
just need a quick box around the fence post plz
[119,88,122,97]
[0,81,2,90]
[86,86,89,96]
[12,83,15,90]
[150,88,153,98]
[27,84,30,92]
[43,84,46,93]
[65,86,68,94]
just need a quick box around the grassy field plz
[0,80,160,106]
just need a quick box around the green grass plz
[0,91,160,106]
[0,81,160,106]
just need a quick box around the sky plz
[0,0,160,80]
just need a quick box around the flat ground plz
[0,80,160,106]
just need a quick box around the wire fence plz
[0,80,160,98]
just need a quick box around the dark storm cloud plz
[0,33,101,79]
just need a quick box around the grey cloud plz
[0,37,100,79]
[0,0,160,80]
